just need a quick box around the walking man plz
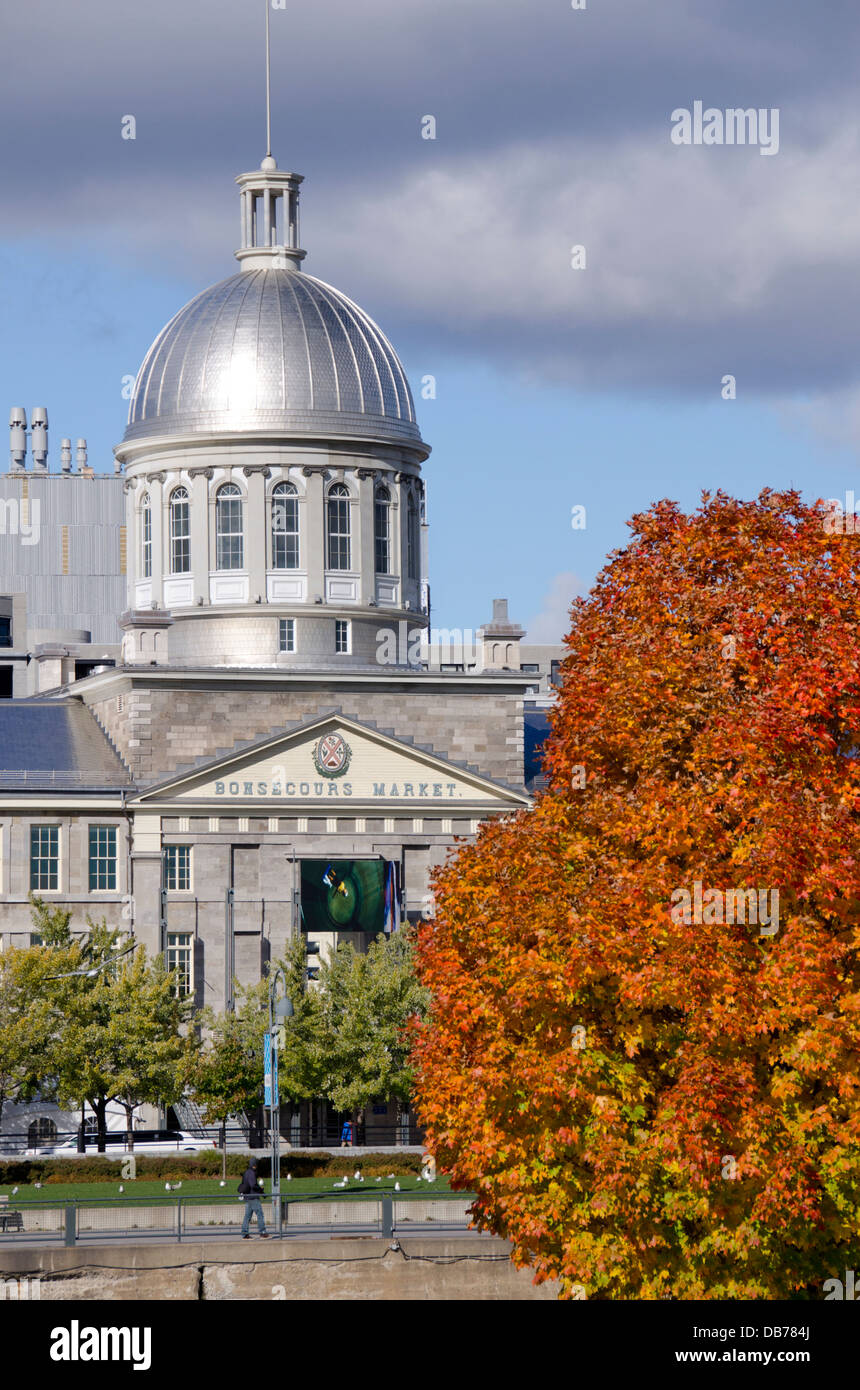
[239,1158,269,1239]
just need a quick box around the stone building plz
[0,148,549,1146]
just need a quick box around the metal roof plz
[0,701,133,789]
[123,268,423,448]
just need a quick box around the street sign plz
[264,1031,279,1107]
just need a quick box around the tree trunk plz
[95,1097,107,1154]
[124,1104,135,1152]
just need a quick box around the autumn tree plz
[412,490,860,1300]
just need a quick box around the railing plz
[1,1121,425,1156]
[0,1189,474,1246]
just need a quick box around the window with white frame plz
[216,484,244,570]
[335,619,350,654]
[169,487,191,574]
[141,493,152,579]
[279,618,295,653]
[163,845,192,892]
[30,825,59,891]
[88,825,118,892]
[271,482,299,569]
[327,484,351,570]
[166,933,193,997]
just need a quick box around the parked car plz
[48,1129,217,1156]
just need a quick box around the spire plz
[235,1,306,271]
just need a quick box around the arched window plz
[169,487,190,574]
[374,486,390,575]
[141,492,152,579]
[216,483,244,570]
[327,484,351,571]
[271,482,299,569]
[407,494,419,580]
[27,1117,57,1149]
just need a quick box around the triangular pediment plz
[131,713,529,810]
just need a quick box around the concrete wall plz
[0,1237,559,1300]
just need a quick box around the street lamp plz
[266,966,293,1237]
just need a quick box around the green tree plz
[190,978,270,1140]
[45,913,194,1152]
[0,899,91,1129]
[318,930,429,1134]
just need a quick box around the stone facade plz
[82,672,526,788]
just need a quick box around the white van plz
[49,1129,216,1156]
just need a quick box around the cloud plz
[524,571,583,645]
[7,0,860,428]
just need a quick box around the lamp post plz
[266,966,293,1237]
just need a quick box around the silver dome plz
[123,268,423,448]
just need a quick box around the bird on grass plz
[219,1180,226,1188]
[394,1182,401,1192]
[353,1170,363,1181]
[34,1181,42,1189]
[164,1182,172,1191]
[11,1187,18,1195]
[118,1185,124,1194]
[285,1173,292,1182]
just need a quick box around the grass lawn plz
[0,1174,464,1204]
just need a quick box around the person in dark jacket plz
[238,1158,269,1238]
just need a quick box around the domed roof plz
[122,268,423,449]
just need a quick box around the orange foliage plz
[412,491,860,1298]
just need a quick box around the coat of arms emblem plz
[313,732,352,778]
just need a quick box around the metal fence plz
[0,1123,424,1158]
[0,1190,474,1245]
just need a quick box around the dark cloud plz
[3,0,860,414]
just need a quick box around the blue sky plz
[2,0,860,639]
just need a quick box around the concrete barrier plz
[0,1236,559,1300]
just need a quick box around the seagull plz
[285,1173,292,1182]
[34,1181,42,1189]
[219,1180,226,1188]
[11,1187,17,1195]
[394,1182,401,1192]
[375,1176,382,1183]
[118,1185,124,1193]
[353,1170,362,1181]
[164,1182,172,1191]
[174,1181,182,1189]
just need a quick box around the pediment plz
[131,713,529,811]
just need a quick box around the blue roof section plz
[0,700,133,790]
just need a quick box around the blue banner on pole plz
[264,1032,272,1107]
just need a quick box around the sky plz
[2,0,860,639]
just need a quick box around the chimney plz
[9,408,27,472]
[76,438,87,472]
[31,407,48,471]
[60,438,72,473]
